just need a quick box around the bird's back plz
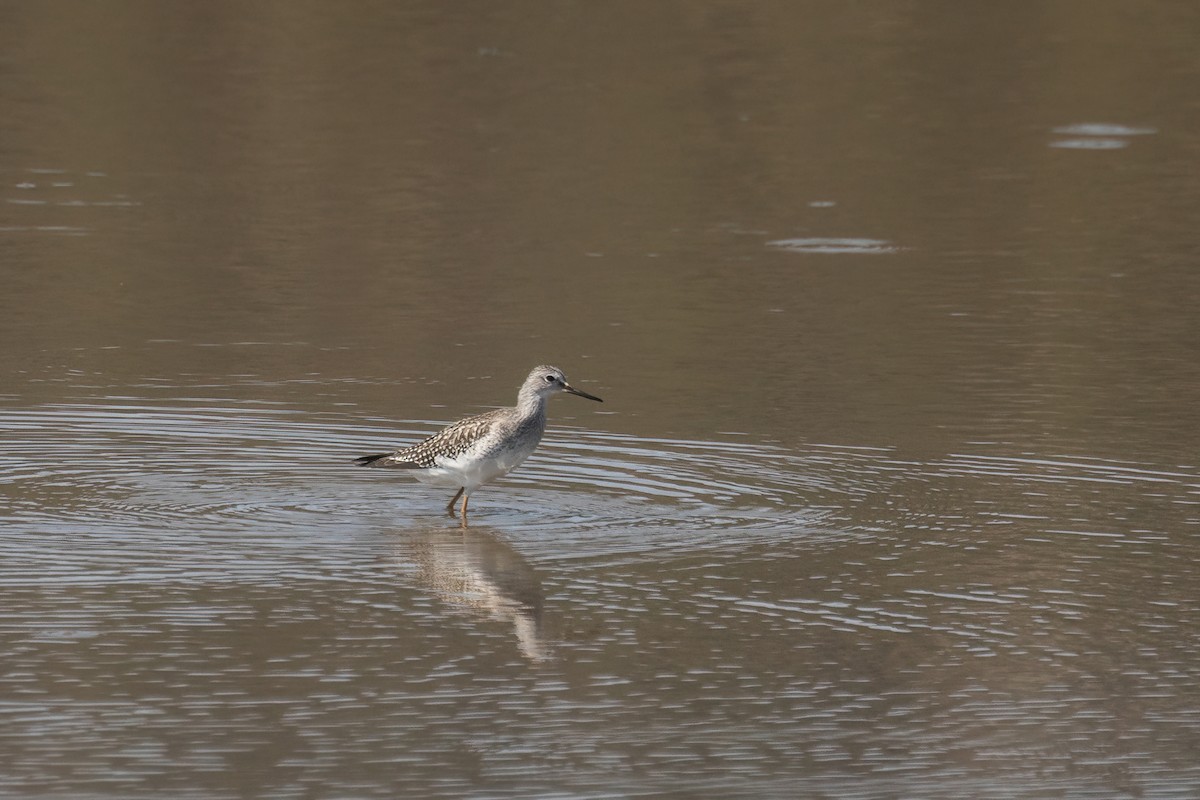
[355,407,517,469]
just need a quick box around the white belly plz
[414,436,539,491]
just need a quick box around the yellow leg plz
[446,487,465,516]
[460,492,470,517]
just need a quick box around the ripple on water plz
[766,237,899,254]
[0,401,836,590]
[1048,122,1157,150]
[6,400,1196,652]
[3,400,1200,796]
[3,402,1196,572]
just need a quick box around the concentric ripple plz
[4,400,1200,797]
[4,399,1197,582]
[0,401,850,521]
[0,400,870,584]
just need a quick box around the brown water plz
[3,3,1200,798]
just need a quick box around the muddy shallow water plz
[3,388,1198,797]
[3,2,1200,797]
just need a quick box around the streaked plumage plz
[354,365,602,516]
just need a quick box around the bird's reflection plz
[401,524,549,663]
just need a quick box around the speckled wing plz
[354,409,506,469]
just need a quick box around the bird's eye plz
[544,374,557,383]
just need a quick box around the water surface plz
[3,2,1200,798]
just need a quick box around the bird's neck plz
[515,389,547,420]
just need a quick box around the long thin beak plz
[563,382,603,402]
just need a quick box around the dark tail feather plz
[354,453,420,468]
